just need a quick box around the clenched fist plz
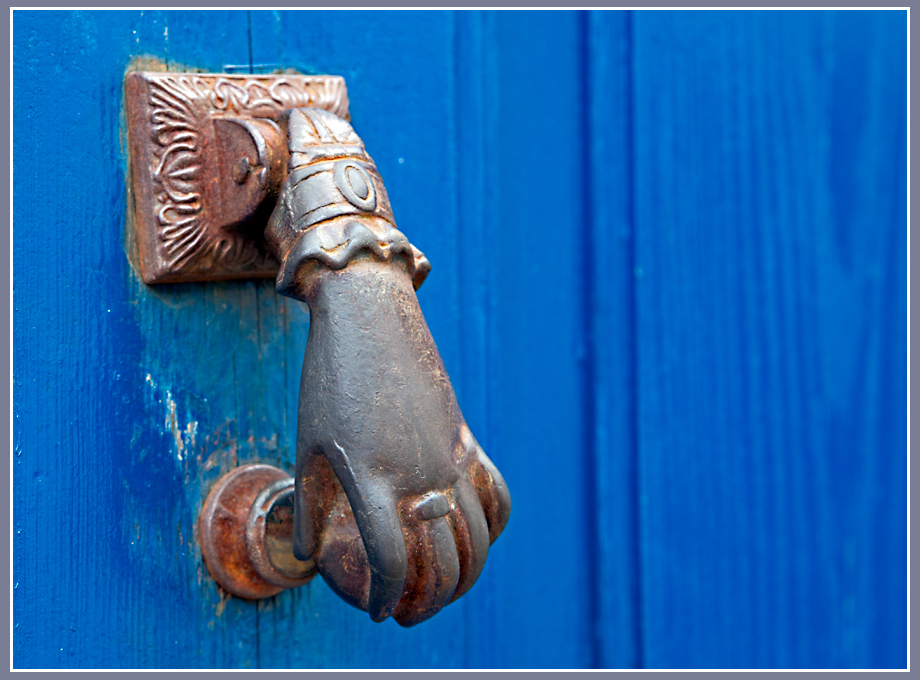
[265,108,510,627]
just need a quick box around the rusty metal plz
[245,476,314,589]
[199,464,315,599]
[124,72,349,283]
[168,90,513,625]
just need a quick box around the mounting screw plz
[231,157,251,185]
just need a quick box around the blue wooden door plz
[13,10,906,669]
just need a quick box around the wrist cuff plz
[275,219,431,300]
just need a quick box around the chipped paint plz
[164,391,199,462]
[165,391,182,459]
[146,375,199,462]
[214,588,231,618]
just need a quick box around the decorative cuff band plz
[275,218,431,300]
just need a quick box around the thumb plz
[324,438,408,622]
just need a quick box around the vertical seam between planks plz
[579,10,602,670]
[625,10,645,669]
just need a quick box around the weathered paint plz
[13,9,906,669]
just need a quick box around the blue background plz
[13,10,906,669]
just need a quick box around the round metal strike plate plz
[245,478,316,589]
[199,463,316,600]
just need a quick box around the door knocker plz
[125,72,511,627]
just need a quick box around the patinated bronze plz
[266,108,511,626]
[128,72,511,626]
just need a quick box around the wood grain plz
[14,8,624,669]
[13,9,906,669]
[631,10,907,668]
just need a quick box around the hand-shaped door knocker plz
[196,108,511,627]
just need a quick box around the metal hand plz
[266,108,510,626]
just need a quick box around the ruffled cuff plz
[275,218,431,301]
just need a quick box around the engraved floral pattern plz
[140,73,349,277]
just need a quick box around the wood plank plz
[585,10,642,669]
[631,10,907,668]
[13,9,258,668]
[482,10,598,668]
[246,9,616,669]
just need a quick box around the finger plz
[471,448,512,544]
[293,448,336,562]
[393,493,461,627]
[324,439,407,622]
[447,482,491,603]
[359,497,407,622]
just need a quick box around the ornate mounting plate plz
[124,72,350,284]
